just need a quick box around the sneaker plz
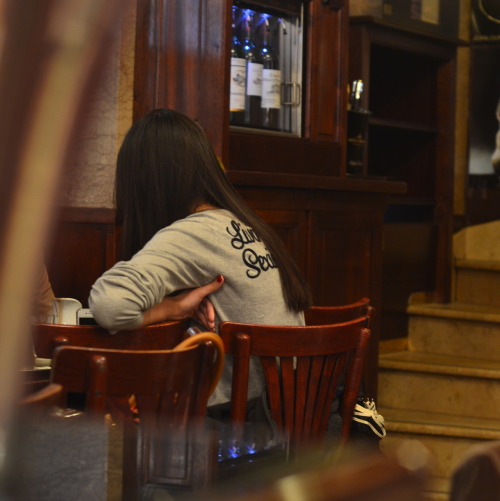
[352,398,386,439]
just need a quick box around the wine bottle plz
[350,80,364,111]
[229,7,245,125]
[259,15,281,130]
[241,10,262,128]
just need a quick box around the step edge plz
[455,258,500,270]
[379,357,500,379]
[380,407,500,435]
[407,304,500,322]
[383,418,500,440]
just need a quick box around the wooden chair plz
[304,298,374,327]
[305,299,375,402]
[50,332,224,500]
[219,318,371,455]
[32,318,192,359]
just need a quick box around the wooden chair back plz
[50,331,223,417]
[304,298,374,327]
[219,318,371,452]
[50,333,224,499]
[304,299,375,397]
[32,318,191,359]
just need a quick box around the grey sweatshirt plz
[89,209,304,405]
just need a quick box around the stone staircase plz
[377,220,500,500]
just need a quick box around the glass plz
[229,3,303,135]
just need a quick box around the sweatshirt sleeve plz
[89,217,223,332]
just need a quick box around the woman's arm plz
[140,275,223,331]
[89,215,225,331]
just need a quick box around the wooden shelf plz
[349,17,459,340]
[369,118,439,134]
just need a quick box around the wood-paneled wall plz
[47,207,118,307]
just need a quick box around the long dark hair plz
[115,108,311,312]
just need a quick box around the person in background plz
[31,264,55,323]
[89,108,311,408]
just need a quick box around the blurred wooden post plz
[0,0,130,476]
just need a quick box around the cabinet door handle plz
[281,82,301,106]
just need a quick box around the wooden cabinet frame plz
[133,0,349,174]
[349,17,458,338]
[134,0,231,159]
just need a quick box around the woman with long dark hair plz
[89,108,311,405]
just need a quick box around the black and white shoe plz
[352,398,386,439]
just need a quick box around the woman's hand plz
[140,275,224,331]
[192,296,217,332]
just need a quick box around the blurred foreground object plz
[450,440,500,501]
[0,0,130,487]
[48,333,223,499]
[206,439,431,501]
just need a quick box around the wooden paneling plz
[133,0,230,160]
[381,222,437,339]
[308,212,378,306]
[304,0,347,154]
[47,208,118,307]
[254,208,309,274]
[228,129,340,175]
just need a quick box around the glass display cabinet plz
[229,2,303,135]
[227,0,350,176]
[133,0,351,177]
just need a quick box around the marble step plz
[454,259,500,307]
[379,407,500,500]
[378,351,500,420]
[424,490,449,501]
[407,301,500,361]
[453,221,500,263]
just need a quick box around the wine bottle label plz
[246,62,263,97]
[261,69,281,109]
[230,57,246,111]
